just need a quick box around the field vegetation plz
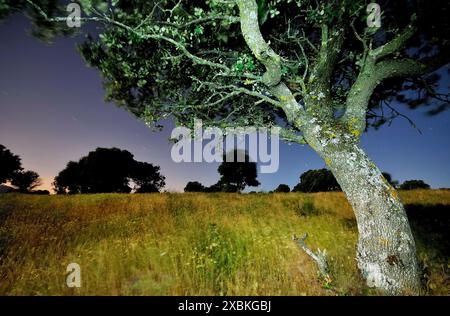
[0,190,448,295]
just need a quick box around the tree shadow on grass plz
[338,203,450,258]
[405,203,450,258]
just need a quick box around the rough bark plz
[236,0,421,294]
[301,119,421,294]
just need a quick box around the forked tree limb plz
[293,233,329,276]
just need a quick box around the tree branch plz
[369,24,416,60]
[279,128,305,144]
[191,77,281,107]
[236,0,282,88]
[341,57,429,133]
[293,233,329,276]
[341,18,448,133]
[236,0,305,125]
[306,4,346,119]
[26,0,231,73]
[158,15,240,29]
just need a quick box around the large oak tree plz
[3,0,450,294]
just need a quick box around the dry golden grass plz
[0,190,448,295]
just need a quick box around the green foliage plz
[1,0,449,133]
[233,54,256,73]
[75,0,348,131]
[78,0,108,15]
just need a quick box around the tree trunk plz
[302,122,421,295]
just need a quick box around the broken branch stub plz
[293,233,329,276]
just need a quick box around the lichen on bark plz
[236,0,422,294]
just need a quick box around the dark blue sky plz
[1,14,449,192]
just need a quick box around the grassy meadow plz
[0,190,448,296]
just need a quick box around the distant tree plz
[0,144,22,184]
[203,182,223,193]
[399,180,430,190]
[53,147,164,194]
[132,161,165,193]
[274,184,290,193]
[53,161,82,194]
[11,170,42,193]
[216,150,260,193]
[382,172,399,188]
[293,169,341,193]
[54,147,134,194]
[184,181,205,192]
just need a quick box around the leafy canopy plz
[399,179,430,190]
[75,0,450,136]
[3,0,450,139]
[216,150,260,192]
[0,144,43,193]
[274,183,290,193]
[0,144,22,184]
[53,147,165,194]
[293,168,340,192]
[11,170,42,193]
[184,181,205,192]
